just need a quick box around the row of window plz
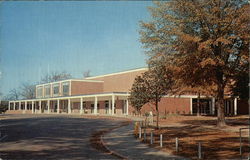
[37,82,69,98]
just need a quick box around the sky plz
[0,1,153,97]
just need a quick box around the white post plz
[80,97,83,114]
[212,98,215,115]
[13,102,16,110]
[68,99,71,114]
[39,101,42,114]
[24,101,27,113]
[19,101,21,110]
[190,98,193,114]
[47,100,50,114]
[126,99,129,115]
[234,98,237,115]
[94,96,97,114]
[108,100,111,114]
[57,99,60,114]
[112,95,115,115]
[31,101,34,114]
[160,134,163,147]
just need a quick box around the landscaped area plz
[136,115,249,159]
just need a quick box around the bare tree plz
[41,71,72,83]
[83,70,91,78]
[6,89,20,100]
[19,82,36,99]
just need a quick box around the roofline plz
[85,67,148,80]
[36,79,104,87]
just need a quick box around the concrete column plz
[80,97,83,114]
[19,101,21,110]
[94,96,97,114]
[212,98,215,115]
[108,100,111,114]
[13,102,15,110]
[126,99,129,115]
[24,101,27,113]
[31,101,34,114]
[39,101,42,114]
[112,95,115,115]
[47,100,50,114]
[8,101,10,111]
[190,98,193,115]
[68,99,71,114]
[234,98,237,115]
[57,99,60,114]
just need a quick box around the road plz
[0,114,124,160]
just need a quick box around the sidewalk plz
[103,123,186,160]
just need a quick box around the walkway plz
[103,123,186,160]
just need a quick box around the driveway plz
[0,114,124,160]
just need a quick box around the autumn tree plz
[129,75,149,115]
[140,0,249,127]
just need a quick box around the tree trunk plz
[197,92,201,116]
[156,100,159,129]
[216,83,226,127]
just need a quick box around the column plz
[108,100,111,114]
[190,98,193,115]
[111,95,115,115]
[24,101,27,113]
[31,101,34,114]
[94,96,97,114]
[209,100,212,115]
[47,100,50,114]
[57,99,60,114]
[234,98,237,115]
[19,101,21,110]
[68,99,71,114]
[212,98,215,115]
[8,101,10,111]
[126,99,129,115]
[39,101,42,114]
[80,97,83,114]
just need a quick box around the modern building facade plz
[7,68,248,116]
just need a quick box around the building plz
[7,68,248,116]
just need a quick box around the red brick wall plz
[71,81,103,95]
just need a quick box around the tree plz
[6,89,19,100]
[41,71,72,83]
[140,1,249,127]
[83,70,91,78]
[19,82,36,99]
[129,75,149,115]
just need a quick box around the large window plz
[37,86,43,98]
[45,85,51,97]
[62,82,69,96]
[53,84,59,96]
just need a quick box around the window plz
[53,84,59,96]
[45,85,51,97]
[37,86,43,98]
[62,82,69,96]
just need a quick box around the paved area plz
[0,114,124,160]
[103,123,185,160]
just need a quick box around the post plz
[94,96,97,114]
[108,100,111,114]
[39,101,42,114]
[139,127,142,139]
[212,98,215,115]
[198,142,202,159]
[144,128,146,142]
[31,101,34,114]
[111,95,115,115]
[176,137,179,152]
[240,128,242,156]
[19,101,21,110]
[150,130,154,145]
[8,101,10,111]
[13,102,16,110]
[24,101,27,113]
[57,99,60,114]
[80,97,83,114]
[68,99,71,114]
[47,100,50,114]
[126,99,129,115]
[234,98,237,115]
[190,98,193,114]
[160,134,163,147]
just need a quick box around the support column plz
[47,100,50,114]
[31,101,34,114]
[190,98,193,115]
[108,100,111,114]
[68,99,71,114]
[80,97,83,114]
[13,102,15,110]
[234,98,237,115]
[111,95,115,115]
[94,96,97,114]
[126,99,129,115]
[24,101,27,113]
[212,98,215,115]
[8,101,11,111]
[57,99,60,114]
[19,101,21,110]
[39,101,42,114]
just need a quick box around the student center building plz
[7,68,248,116]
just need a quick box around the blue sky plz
[0,1,152,96]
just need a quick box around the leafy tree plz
[140,0,249,127]
[41,71,72,83]
[129,75,149,115]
